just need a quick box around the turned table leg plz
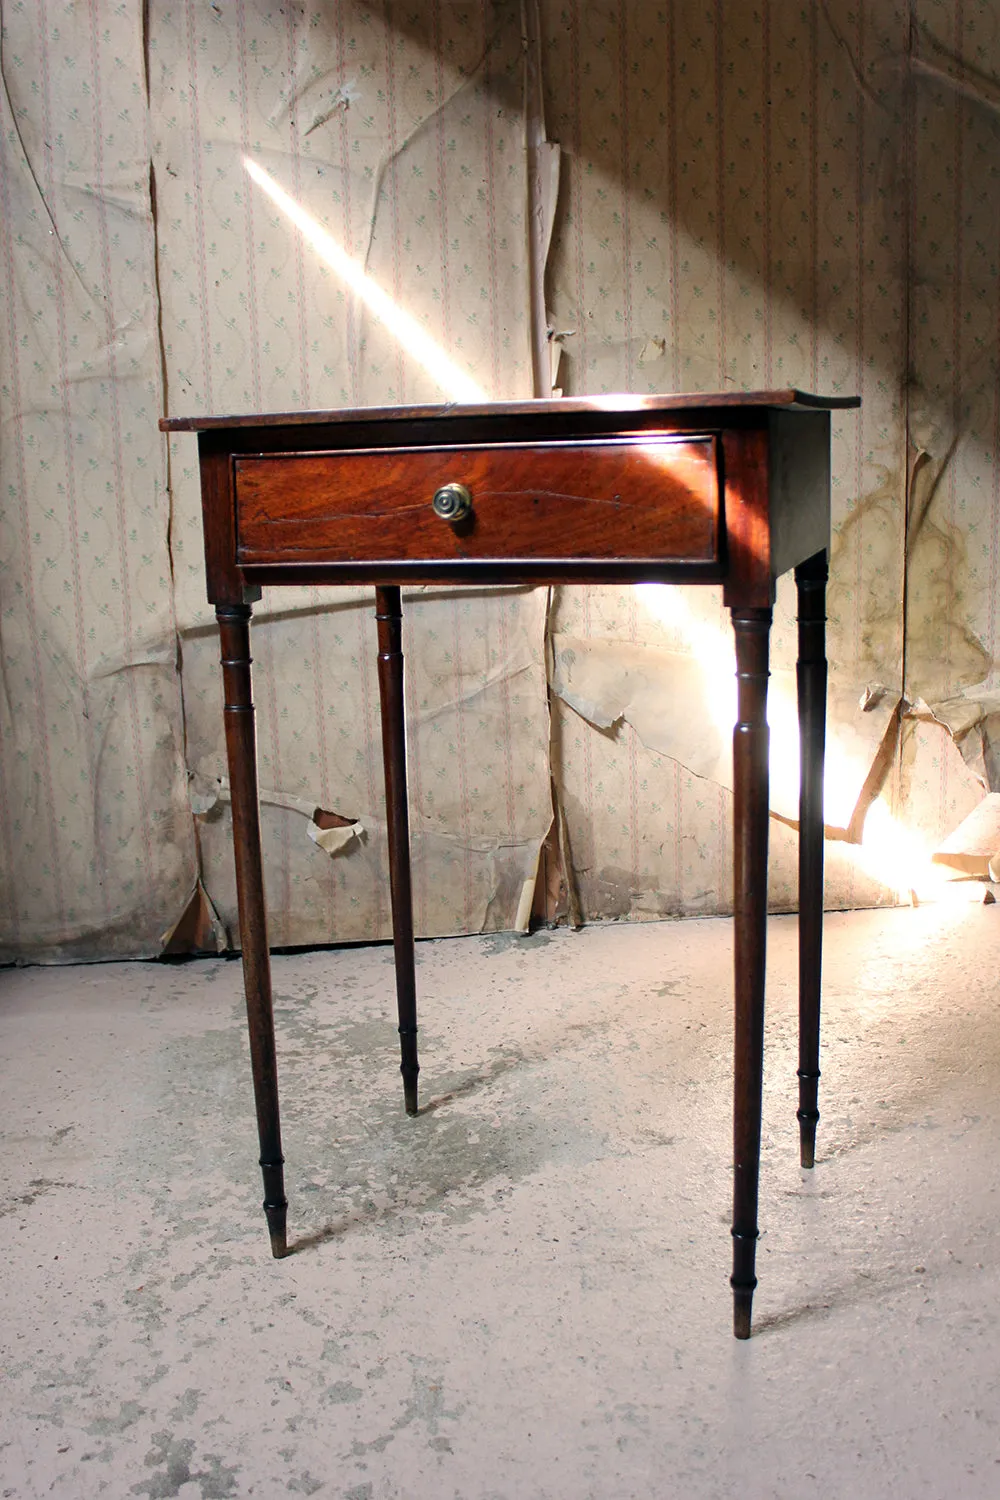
[217,604,288,1258]
[729,606,772,1338]
[374,586,420,1115]
[795,552,828,1169]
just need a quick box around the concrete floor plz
[3,904,1000,1498]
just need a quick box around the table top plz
[160,389,860,433]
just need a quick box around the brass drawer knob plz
[431,482,473,522]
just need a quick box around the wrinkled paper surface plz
[3,1,998,957]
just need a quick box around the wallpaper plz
[151,1,552,950]
[1,0,997,960]
[903,0,1000,839]
[0,0,194,960]
[544,0,913,917]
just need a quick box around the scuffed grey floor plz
[3,904,1000,1498]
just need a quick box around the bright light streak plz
[635,583,946,902]
[243,157,488,405]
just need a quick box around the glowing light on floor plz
[243,158,488,405]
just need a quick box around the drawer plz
[233,434,720,567]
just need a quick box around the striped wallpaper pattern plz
[1,0,997,958]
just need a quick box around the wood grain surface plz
[234,435,720,566]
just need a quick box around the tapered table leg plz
[795,552,828,1169]
[730,606,772,1338]
[374,587,420,1115]
[216,604,288,1258]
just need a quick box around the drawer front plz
[233,435,720,566]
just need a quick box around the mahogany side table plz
[162,390,858,1338]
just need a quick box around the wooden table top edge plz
[159,389,861,432]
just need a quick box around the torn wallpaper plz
[902,0,1000,827]
[542,0,987,918]
[0,0,195,960]
[1,0,998,962]
[151,0,551,950]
